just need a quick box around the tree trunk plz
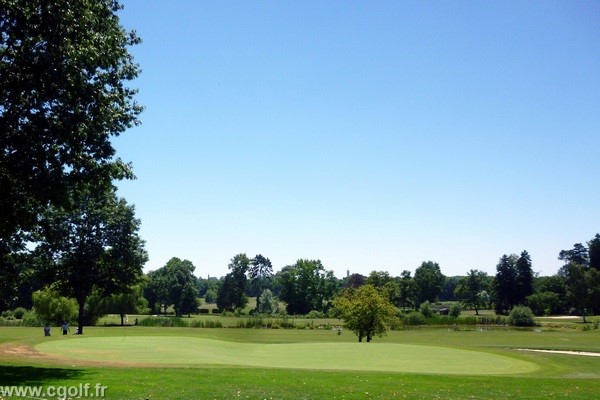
[120,313,125,326]
[77,297,86,335]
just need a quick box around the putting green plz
[36,336,538,375]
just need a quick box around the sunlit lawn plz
[1,325,599,399]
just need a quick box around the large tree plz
[1,0,142,287]
[36,187,147,334]
[333,285,397,342]
[413,261,445,306]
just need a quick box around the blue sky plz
[114,0,600,279]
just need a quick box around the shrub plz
[1,310,13,318]
[402,311,426,326]
[0,316,20,326]
[12,307,27,319]
[449,303,462,318]
[508,306,536,327]
[21,310,44,327]
[306,310,324,319]
[419,301,433,318]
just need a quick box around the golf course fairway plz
[36,336,538,375]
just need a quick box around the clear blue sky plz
[114,0,600,279]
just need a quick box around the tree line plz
[133,233,600,320]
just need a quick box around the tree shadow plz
[0,365,89,386]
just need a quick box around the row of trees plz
[5,233,599,329]
[140,234,600,320]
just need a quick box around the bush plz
[449,303,462,318]
[12,307,27,319]
[508,306,536,327]
[0,316,20,326]
[306,310,324,319]
[1,310,13,318]
[419,301,433,318]
[402,311,426,326]
[21,310,44,327]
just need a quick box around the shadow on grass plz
[0,365,89,386]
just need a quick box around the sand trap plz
[518,349,600,357]
[542,316,581,319]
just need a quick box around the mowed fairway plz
[36,336,537,375]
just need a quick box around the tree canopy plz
[1,0,142,254]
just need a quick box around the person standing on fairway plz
[44,324,51,336]
[61,322,70,335]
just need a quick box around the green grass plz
[1,326,599,399]
[35,336,538,375]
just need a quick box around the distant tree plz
[455,269,488,315]
[258,289,278,314]
[440,276,461,302]
[397,270,414,311]
[145,270,169,314]
[413,261,445,306]
[564,262,589,322]
[366,271,392,288]
[559,243,589,267]
[103,283,148,325]
[1,0,143,287]
[588,234,600,270]
[249,254,273,311]
[515,251,534,305]
[146,258,197,316]
[204,289,217,304]
[493,254,518,315]
[276,259,337,314]
[345,273,366,288]
[526,291,562,316]
[333,285,397,342]
[216,254,250,311]
[36,187,147,334]
[587,268,600,315]
[178,283,199,316]
[382,280,402,307]
[216,274,237,311]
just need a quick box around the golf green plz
[36,336,538,375]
